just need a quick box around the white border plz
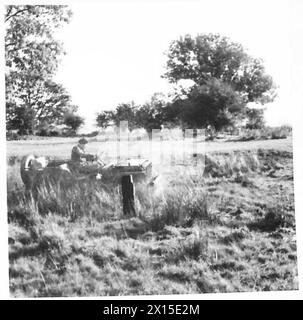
[1,0,303,300]
[0,2,9,299]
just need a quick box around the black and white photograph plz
[3,0,303,298]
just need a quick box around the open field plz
[6,137,297,296]
[7,135,293,159]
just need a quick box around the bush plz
[48,131,60,137]
[64,113,84,133]
[6,130,20,140]
[234,126,290,141]
[36,128,49,137]
[249,206,294,232]
[203,151,261,177]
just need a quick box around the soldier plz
[71,138,100,175]
[71,138,95,163]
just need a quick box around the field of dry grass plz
[6,137,297,297]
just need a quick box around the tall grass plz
[7,148,297,296]
[6,150,272,225]
[233,126,292,142]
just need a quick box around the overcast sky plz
[53,0,298,131]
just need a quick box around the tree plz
[112,102,139,131]
[163,33,276,129]
[135,93,168,137]
[245,108,265,129]
[5,5,74,133]
[96,111,114,129]
[6,105,36,135]
[171,79,245,130]
[7,76,72,133]
[163,33,276,104]
[64,113,84,133]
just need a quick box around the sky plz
[53,0,297,131]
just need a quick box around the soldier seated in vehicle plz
[71,138,95,162]
[71,138,102,176]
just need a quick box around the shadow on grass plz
[248,207,294,232]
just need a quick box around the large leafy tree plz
[5,5,73,134]
[163,34,276,129]
[164,33,275,104]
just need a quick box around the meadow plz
[6,134,298,297]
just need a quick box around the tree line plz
[5,6,275,138]
[97,33,274,135]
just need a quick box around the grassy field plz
[6,136,298,297]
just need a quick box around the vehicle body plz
[20,154,153,191]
